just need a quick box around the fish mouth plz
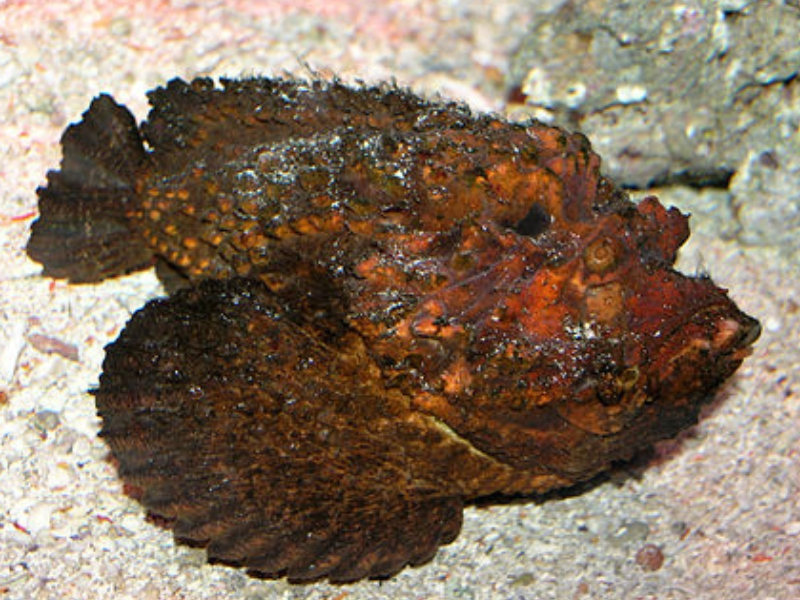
[656,304,760,396]
[711,311,761,361]
[674,303,760,357]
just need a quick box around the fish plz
[26,77,760,582]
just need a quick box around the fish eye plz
[513,202,551,238]
[584,237,618,273]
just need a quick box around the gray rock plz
[510,0,800,257]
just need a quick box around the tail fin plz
[27,95,154,283]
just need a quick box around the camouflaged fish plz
[27,77,760,582]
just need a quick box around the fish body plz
[27,77,760,582]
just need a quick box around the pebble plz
[635,543,665,571]
[22,501,55,535]
[46,460,74,489]
[33,409,61,432]
[784,521,800,536]
[608,520,650,546]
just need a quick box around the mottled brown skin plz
[27,77,760,582]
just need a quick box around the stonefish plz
[27,77,759,582]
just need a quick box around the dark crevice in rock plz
[643,167,735,191]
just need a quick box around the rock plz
[510,0,800,260]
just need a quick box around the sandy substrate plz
[1,1,797,599]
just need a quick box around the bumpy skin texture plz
[27,77,760,582]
